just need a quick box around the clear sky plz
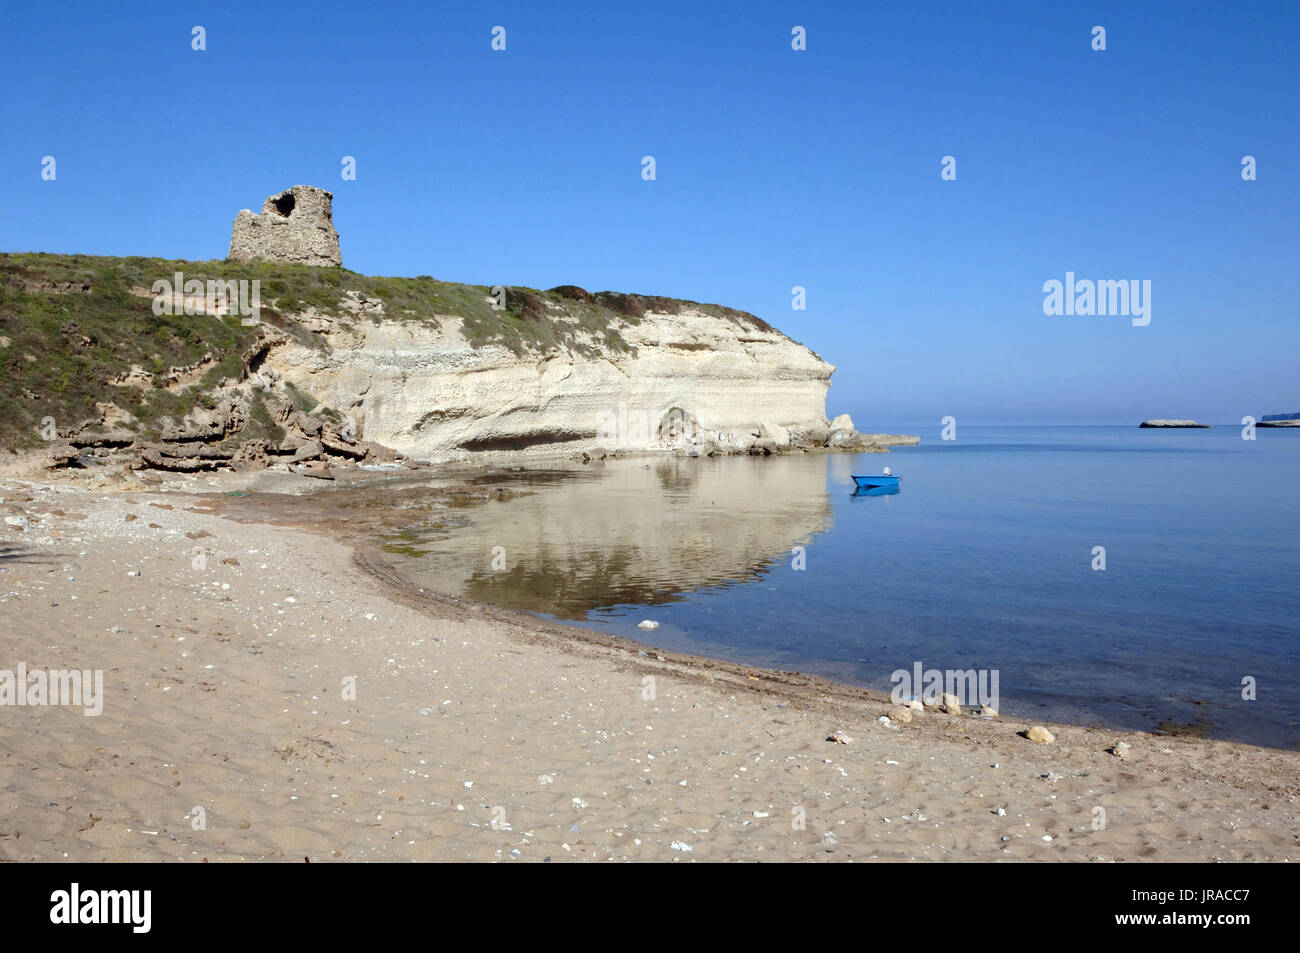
[3,1,1296,426]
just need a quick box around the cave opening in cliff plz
[246,344,270,375]
[658,407,697,445]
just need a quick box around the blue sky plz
[3,1,1296,425]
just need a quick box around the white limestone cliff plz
[263,303,850,459]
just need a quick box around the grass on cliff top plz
[0,252,789,449]
[0,254,260,449]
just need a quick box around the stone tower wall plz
[228,185,342,267]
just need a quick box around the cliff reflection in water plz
[393,454,834,619]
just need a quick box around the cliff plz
[270,291,837,457]
[0,252,906,476]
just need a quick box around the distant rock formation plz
[229,185,342,267]
[1139,419,1210,428]
[1258,412,1300,427]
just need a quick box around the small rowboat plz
[852,474,900,489]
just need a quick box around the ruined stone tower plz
[228,185,342,267]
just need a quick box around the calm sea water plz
[389,426,1300,748]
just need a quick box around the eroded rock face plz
[44,331,400,476]
[229,185,342,267]
[266,306,843,458]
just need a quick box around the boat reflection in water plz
[850,484,900,499]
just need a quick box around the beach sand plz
[1,471,1296,862]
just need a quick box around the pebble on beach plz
[827,730,853,745]
[1025,726,1055,744]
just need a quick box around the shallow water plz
[386,426,1300,748]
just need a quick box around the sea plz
[385,425,1300,749]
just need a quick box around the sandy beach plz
[1,469,1296,863]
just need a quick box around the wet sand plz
[0,469,1296,862]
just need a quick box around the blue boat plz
[852,474,901,489]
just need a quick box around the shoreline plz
[1,472,1296,861]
